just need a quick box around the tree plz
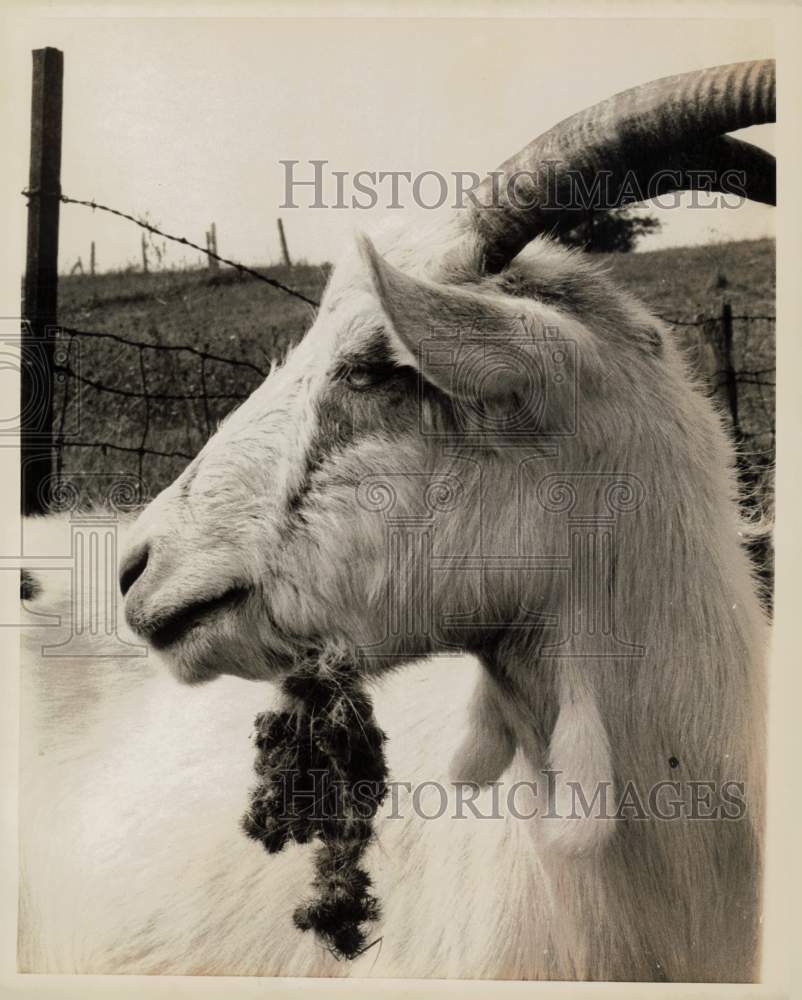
[558,207,661,253]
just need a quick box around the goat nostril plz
[119,544,149,597]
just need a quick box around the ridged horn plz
[471,59,775,273]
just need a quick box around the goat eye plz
[340,363,393,391]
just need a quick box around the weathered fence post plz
[277,217,292,267]
[90,240,96,276]
[22,47,63,515]
[141,233,149,274]
[207,223,219,272]
[720,301,741,440]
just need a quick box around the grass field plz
[54,237,775,510]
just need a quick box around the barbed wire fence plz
[24,188,775,512]
[22,191,322,508]
[22,184,322,505]
[47,270,775,491]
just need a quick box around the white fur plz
[19,216,769,981]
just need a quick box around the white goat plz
[19,60,774,981]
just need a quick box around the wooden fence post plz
[141,232,149,273]
[207,222,219,272]
[720,300,741,440]
[90,240,96,276]
[22,47,63,515]
[277,217,292,267]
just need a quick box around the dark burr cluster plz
[241,651,389,959]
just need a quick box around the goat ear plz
[356,232,532,401]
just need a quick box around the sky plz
[5,14,775,273]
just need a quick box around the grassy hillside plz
[54,239,774,507]
[602,237,774,317]
[55,264,327,502]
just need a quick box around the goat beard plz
[241,646,389,960]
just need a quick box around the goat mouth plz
[148,586,251,650]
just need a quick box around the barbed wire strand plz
[21,189,321,309]
[54,363,249,402]
[59,325,268,377]
[58,440,194,461]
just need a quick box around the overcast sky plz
[6,14,774,273]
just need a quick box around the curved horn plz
[471,59,775,272]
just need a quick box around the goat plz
[19,60,774,980]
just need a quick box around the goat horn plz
[471,59,775,272]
